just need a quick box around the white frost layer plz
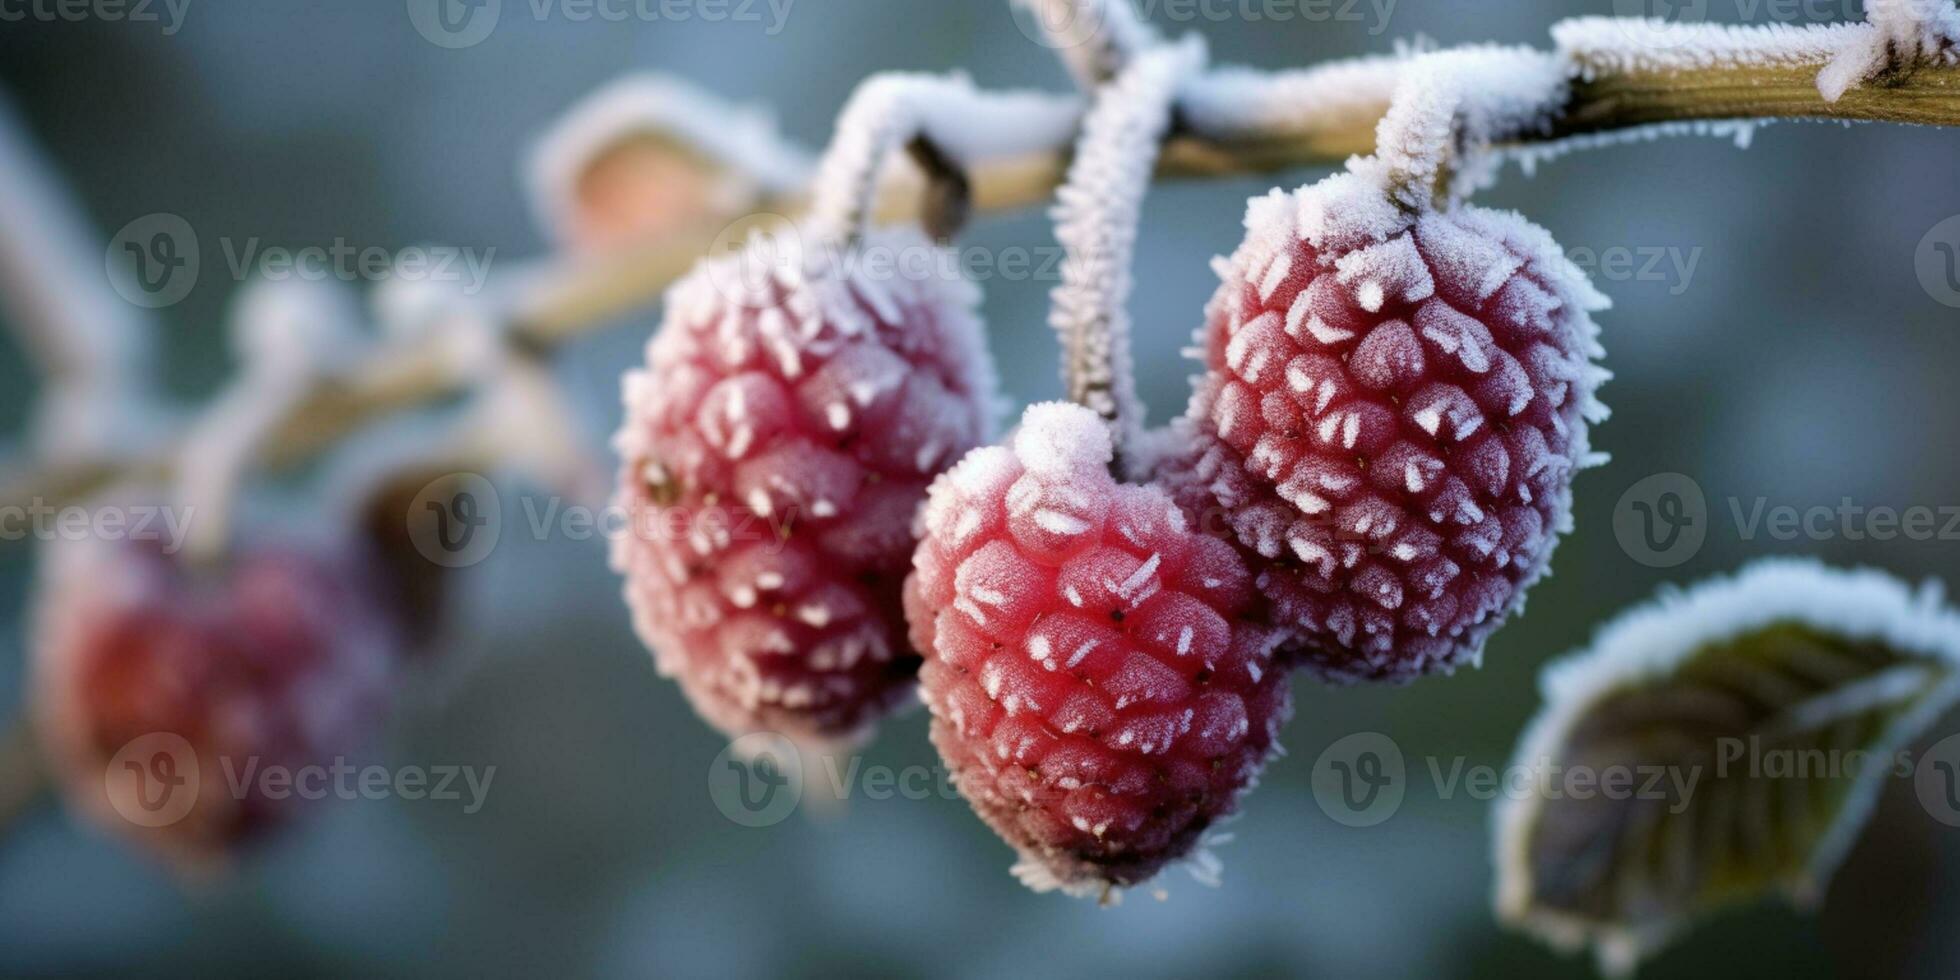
[526,73,814,245]
[1554,7,1960,103]
[804,72,1081,242]
[1496,558,1960,972]
[1371,45,1568,206]
[1014,401,1116,480]
[1048,36,1205,443]
[1533,560,1960,708]
[1178,52,1406,141]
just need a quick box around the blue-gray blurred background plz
[3,1,1959,977]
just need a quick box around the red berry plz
[613,227,997,746]
[31,537,400,867]
[1167,172,1608,682]
[907,403,1290,896]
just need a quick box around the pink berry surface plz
[907,403,1290,895]
[1169,172,1609,682]
[612,227,998,745]
[31,538,400,865]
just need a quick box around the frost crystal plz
[612,226,997,746]
[1177,53,1406,143]
[1553,5,1960,104]
[909,403,1291,896]
[1370,46,1568,206]
[1166,169,1609,682]
[1496,559,1960,974]
[805,73,1081,242]
[1048,36,1205,443]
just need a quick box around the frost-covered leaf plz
[1495,559,1960,975]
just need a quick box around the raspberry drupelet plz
[612,226,998,746]
[1169,170,1609,682]
[32,537,400,867]
[907,403,1291,896]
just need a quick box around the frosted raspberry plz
[907,403,1290,896]
[1169,172,1609,682]
[612,226,997,746]
[31,537,400,867]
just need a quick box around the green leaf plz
[1494,559,1960,975]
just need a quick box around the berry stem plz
[1369,48,1570,211]
[1050,37,1203,458]
[803,73,1080,245]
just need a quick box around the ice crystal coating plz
[1369,46,1567,207]
[907,403,1291,896]
[1552,7,1960,103]
[611,226,998,746]
[1047,36,1203,442]
[32,537,400,867]
[803,72,1079,243]
[1168,171,1609,682]
[1496,559,1960,974]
